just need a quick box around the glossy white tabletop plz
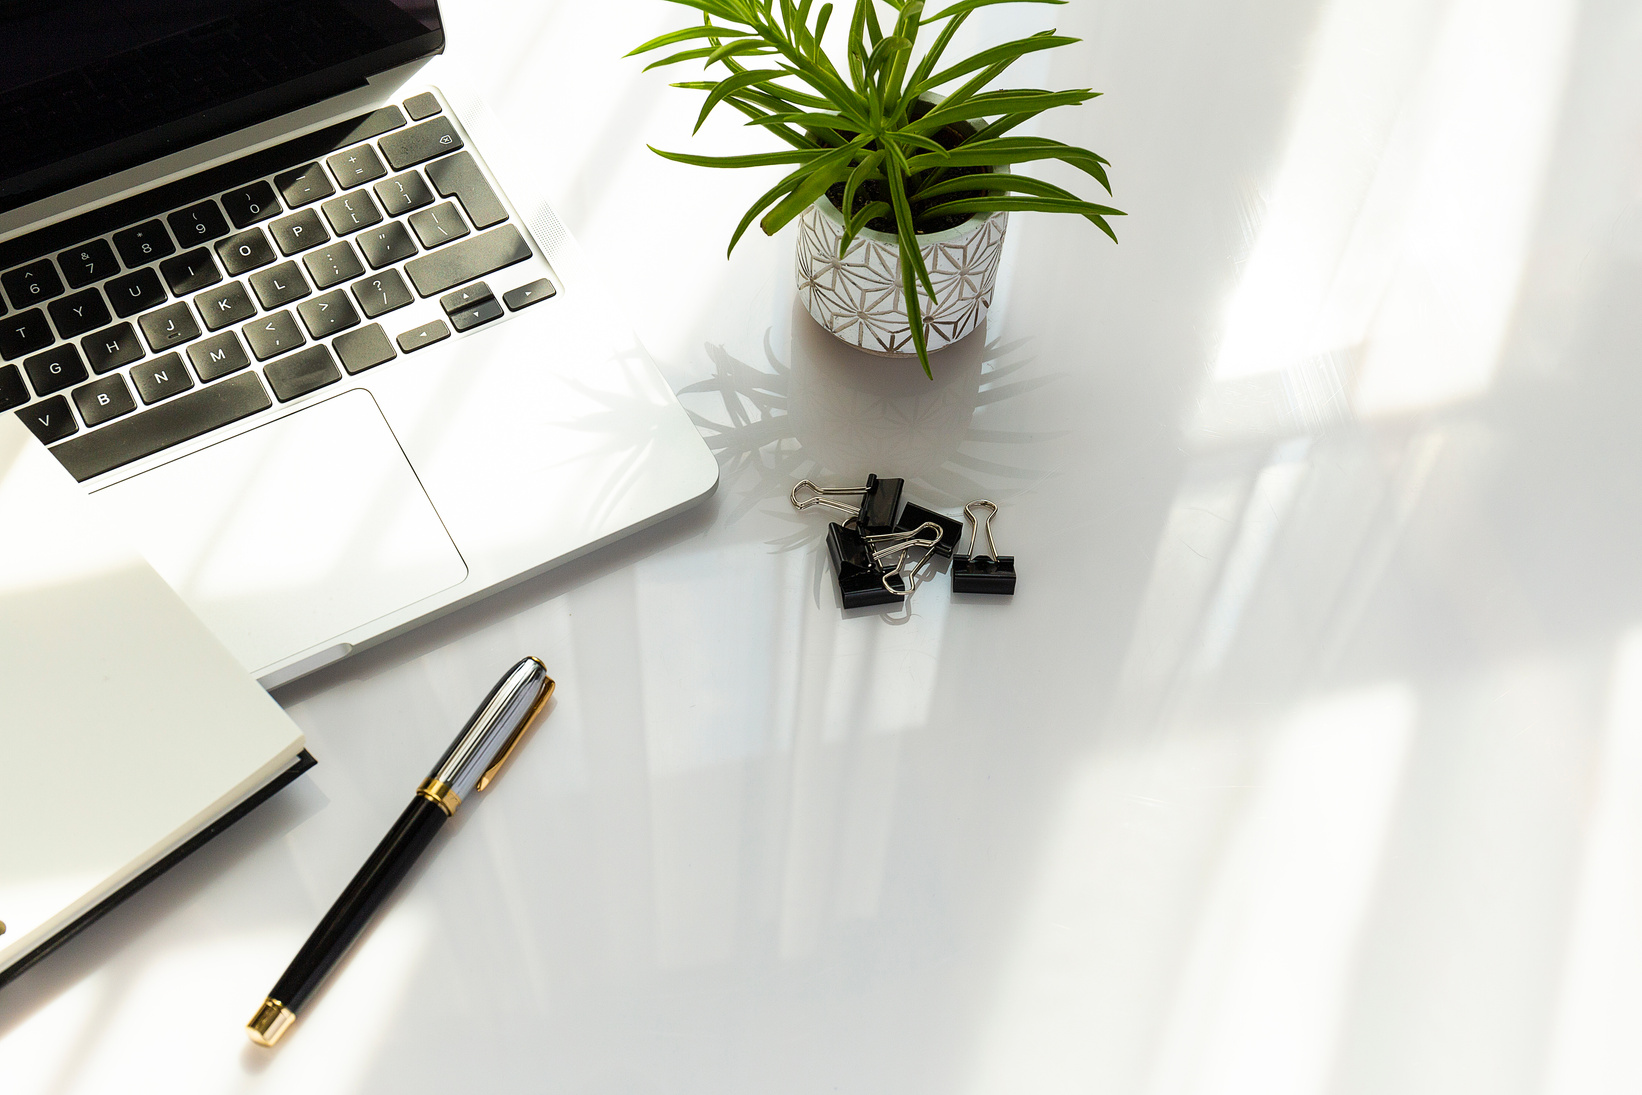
[8,0,1642,1091]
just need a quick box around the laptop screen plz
[0,0,443,218]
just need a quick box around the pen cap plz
[427,657,554,803]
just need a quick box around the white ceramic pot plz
[794,189,1007,359]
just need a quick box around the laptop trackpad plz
[92,390,468,674]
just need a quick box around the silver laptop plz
[0,1,717,688]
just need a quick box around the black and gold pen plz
[246,656,554,1047]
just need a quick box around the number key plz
[350,269,413,318]
[57,240,121,289]
[221,181,281,228]
[168,201,231,245]
[3,259,65,310]
[112,220,176,267]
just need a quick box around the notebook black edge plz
[0,748,317,992]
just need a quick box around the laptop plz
[0,1,718,688]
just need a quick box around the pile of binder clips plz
[790,474,1017,609]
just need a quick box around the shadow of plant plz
[677,301,1069,555]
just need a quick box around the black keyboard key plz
[326,145,387,188]
[356,222,418,269]
[244,310,305,360]
[49,287,111,339]
[404,226,532,297]
[159,249,222,295]
[112,220,175,267]
[334,323,395,374]
[425,152,510,230]
[3,259,65,310]
[106,268,167,317]
[274,163,335,208]
[249,261,311,309]
[304,241,365,289]
[195,281,257,331]
[73,374,136,426]
[348,105,406,141]
[270,209,329,256]
[23,344,87,395]
[321,190,383,235]
[82,323,144,373]
[265,345,341,402]
[397,320,450,353]
[138,301,201,352]
[188,331,251,381]
[503,278,556,311]
[351,270,413,318]
[374,171,434,216]
[403,92,441,120]
[168,201,230,246]
[50,372,271,482]
[0,364,25,411]
[297,290,359,339]
[131,352,194,404]
[221,181,281,228]
[216,228,276,276]
[1,308,54,359]
[450,297,504,332]
[439,282,492,314]
[379,116,464,170]
[57,240,120,289]
[408,202,469,250]
[19,395,76,444]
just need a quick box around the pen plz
[246,656,555,1046]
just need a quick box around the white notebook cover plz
[0,416,307,979]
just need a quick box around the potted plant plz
[629,0,1122,377]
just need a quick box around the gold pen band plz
[416,777,461,816]
[246,997,296,1046]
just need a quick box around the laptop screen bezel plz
[0,1,445,220]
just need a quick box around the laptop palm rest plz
[91,389,468,675]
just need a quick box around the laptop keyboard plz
[1,90,557,483]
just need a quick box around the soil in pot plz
[820,103,991,235]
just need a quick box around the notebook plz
[0,414,311,987]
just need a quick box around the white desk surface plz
[7,0,1642,1091]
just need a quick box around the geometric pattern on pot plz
[795,197,1008,359]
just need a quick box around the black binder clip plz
[826,520,946,609]
[791,475,904,532]
[894,502,964,556]
[827,523,907,608]
[952,500,1016,595]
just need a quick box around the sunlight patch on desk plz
[1542,628,1642,1094]
[1210,0,1576,419]
[1149,684,1413,1095]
